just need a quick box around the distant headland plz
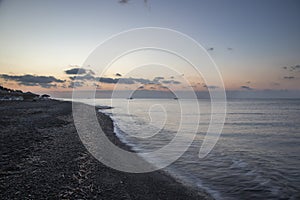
[0,85,50,101]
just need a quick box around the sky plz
[0,0,299,98]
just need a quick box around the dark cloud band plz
[240,86,253,90]
[0,74,65,88]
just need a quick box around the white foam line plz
[98,109,221,200]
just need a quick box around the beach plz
[0,100,211,199]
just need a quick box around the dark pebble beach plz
[0,100,211,199]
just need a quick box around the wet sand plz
[0,100,212,199]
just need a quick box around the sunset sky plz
[0,0,299,97]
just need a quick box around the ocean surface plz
[64,98,300,199]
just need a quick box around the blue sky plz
[0,0,299,96]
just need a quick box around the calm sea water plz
[66,98,300,199]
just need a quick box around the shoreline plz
[98,109,215,198]
[0,99,212,199]
[100,109,217,198]
[95,104,214,199]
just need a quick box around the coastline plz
[0,99,212,199]
[98,107,216,199]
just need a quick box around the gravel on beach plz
[0,100,211,199]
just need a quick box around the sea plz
[62,98,300,199]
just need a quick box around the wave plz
[97,109,219,199]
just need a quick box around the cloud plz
[63,66,182,87]
[240,86,253,90]
[61,84,67,88]
[97,76,181,85]
[203,85,219,89]
[291,65,300,71]
[65,67,94,75]
[68,81,85,88]
[130,77,152,84]
[153,76,164,82]
[282,65,300,72]
[283,76,295,79]
[143,82,156,85]
[0,74,65,88]
[40,83,57,88]
[118,0,130,4]
[69,74,96,81]
[97,77,136,84]
[117,78,136,84]
[65,68,87,75]
[122,77,152,84]
[118,0,148,7]
[161,80,181,84]
[159,85,168,89]
[98,77,118,84]
[68,73,153,85]
[118,78,137,84]
[93,83,101,89]
[20,82,39,86]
